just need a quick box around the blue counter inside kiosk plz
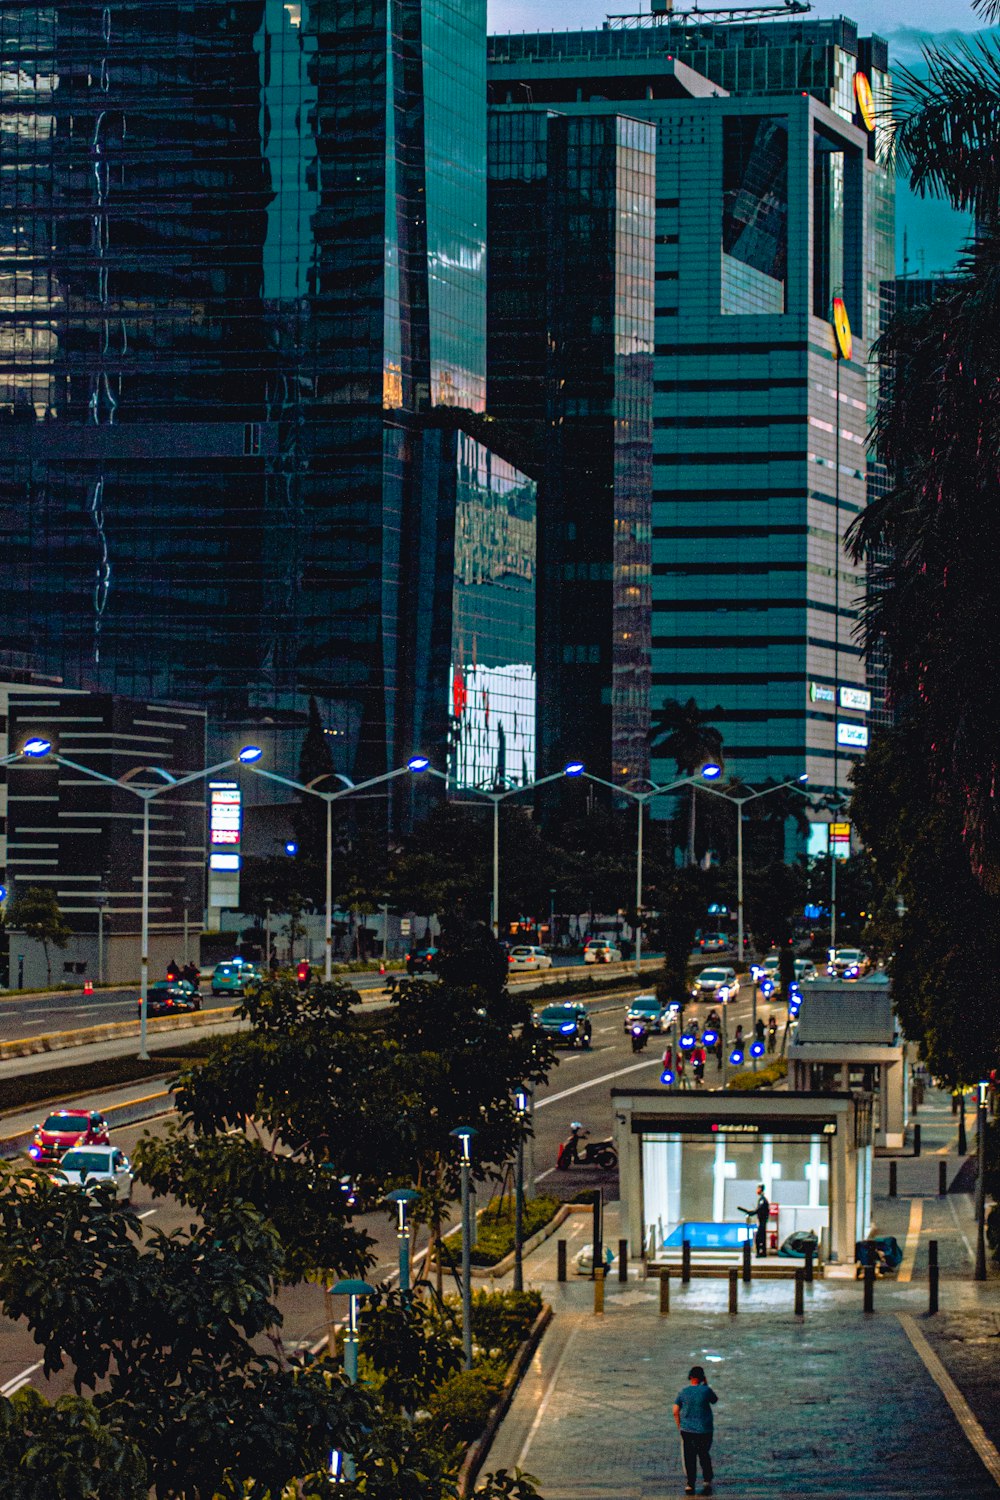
[611,1092,874,1267]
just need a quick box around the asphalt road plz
[0,976,774,1400]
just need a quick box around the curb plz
[434,1201,593,1281]
[0,1088,175,1160]
[0,1006,247,1062]
[457,1303,553,1498]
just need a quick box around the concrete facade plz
[789,977,909,1149]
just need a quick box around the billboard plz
[449,662,535,790]
[207,780,241,911]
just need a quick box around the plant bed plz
[0,1037,216,1119]
[441,1195,561,1268]
[456,1301,552,1498]
[726,1057,788,1090]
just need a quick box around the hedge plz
[726,1058,788,1091]
[442,1195,560,1267]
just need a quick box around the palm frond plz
[891,36,1000,218]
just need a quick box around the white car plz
[508,945,553,971]
[828,948,868,978]
[584,941,623,964]
[51,1146,133,1204]
[794,959,818,983]
[691,966,739,1000]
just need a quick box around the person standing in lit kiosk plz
[738,1184,771,1257]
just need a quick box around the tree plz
[649,698,724,865]
[651,868,715,1009]
[4,886,71,986]
[848,35,1000,890]
[0,1169,369,1499]
[0,1388,147,1500]
[742,860,806,953]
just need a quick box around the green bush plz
[727,1058,788,1091]
[424,1362,506,1444]
[442,1195,560,1267]
[470,1289,542,1362]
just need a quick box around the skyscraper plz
[0,0,535,795]
[488,16,894,804]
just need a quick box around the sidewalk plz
[484,1083,1000,1498]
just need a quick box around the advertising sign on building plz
[809,682,835,703]
[839,686,871,712]
[837,722,869,749]
[208,781,241,912]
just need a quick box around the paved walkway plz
[485,1084,1000,1497]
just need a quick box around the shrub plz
[727,1058,788,1091]
[424,1363,506,1444]
[470,1289,542,1362]
[442,1195,560,1267]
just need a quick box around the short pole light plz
[386,1188,420,1296]
[450,1126,478,1369]
[661,1068,675,1086]
[751,1040,765,1059]
[730,1049,744,1067]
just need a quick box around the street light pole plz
[635,798,644,976]
[324,795,333,981]
[451,1126,478,1370]
[330,1278,375,1482]
[386,1189,419,1297]
[975,1081,988,1282]
[139,796,151,1060]
[492,796,500,939]
[514,1088,528,1292]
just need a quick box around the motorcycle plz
[630,1022,649,1054]
[556,1122,618,1171]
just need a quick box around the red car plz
[27,1110,111,1167]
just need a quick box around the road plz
[0,975,777,1399]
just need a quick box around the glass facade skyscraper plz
[0,0,533,794]
[488,17,894,805]
[487,107,654,785]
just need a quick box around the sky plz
[488,0,989,275]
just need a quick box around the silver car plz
[51,1145,133,1204]
[691,966,739,1001]
[508,945,553,971]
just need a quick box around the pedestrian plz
[734,1022,743,1049]
[754,1016,765,1044]
[693,1048,705,1086]
[673,1364,718,1496]
[714,1036,723,1069]
[767,1015,777,1054]
[754,1183,770,1256]
[662,1043,673,1072]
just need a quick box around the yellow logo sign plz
[854,71,875,132]
[832,296,852,361]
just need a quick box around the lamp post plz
[513,1088,528,1292]
[22,741,264,1060]
[688,773,810,1068]
[243,755,430,980]
[330,1277,375,1482]
[450,1125,478,1370]
[386,1188,420,1296]
[582,771,715,975]
[975,1080,989,1282]
[427,763,586,939]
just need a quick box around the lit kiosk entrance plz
[612,1090,873,1268]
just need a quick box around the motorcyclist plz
[631,1022,649,1054]
[767,1015,778,1054]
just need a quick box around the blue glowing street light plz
[563,761,585,777]
[238,745,263,763]
[730,1049,744,1067]
[661,1068,675,1087]
[701,762,723,780]
[22,738,51,757]
[407,755,430,772]
[751,1040,765,1059]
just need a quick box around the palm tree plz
[849,27,1000,888]
[649,697,724,866]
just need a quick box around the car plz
[210,962,261,996]
[794,958,818,983]
[508,945,553,971]
[405,945,439,975]
[624,994,667,1033]
[691,966,739,1001]
[699,932,729,952]
[140,981,202,1018]
[828,948,869,979]
[51,1145,133,1204]
[27,1110,110,1167]
[537,1002,592,1048]
[583,940,623,964]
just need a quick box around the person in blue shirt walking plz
[673,1365,718,1495]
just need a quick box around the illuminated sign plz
[830,822,851,842]
[810,682,835,703]
[209,852,241,872]
[854,71,875,131]
[832,297,853,361]
[209,781,242,858]
[448,662,536,791]
[837,722,869,749]
[839,685,871,711]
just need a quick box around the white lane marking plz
[138,1208,156,1220]
[1,1360,43,1397]
[596,1026,615,1034]
[516,1320,583,1468]
[898,1313,1000,1486]
[536,1056,662,1110]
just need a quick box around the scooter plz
[556,1122,618,1171]
[630,1022,649,1054]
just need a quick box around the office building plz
[0,0,534,803]
[4,690,206,986]
[487,108,655,785]
[488,16,895,802]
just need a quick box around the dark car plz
[140,980,202,1018]
[537,1002,592,1049]
[28,1110,110,1167]
[406,946,439,975]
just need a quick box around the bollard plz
[794,1268,804,1316]
[913,1122,922,1158]
[594,1265,605,1315]
[619,1238,628,1284]
[728,1267,738,1315]
[939,1160,948,1196]
[889,1160,897,1197]
[952,1092,960,1116]
[660,1271,670,1316]
[863,1263,875,1313]
[804,1243,815,1284]
[557,1240,567,1283]
[929,1240,939,1315]
[682,1239,691,1285]
[742,1239,752,1283]
[958,1110,968,1156]
[591,1193,603,1282]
